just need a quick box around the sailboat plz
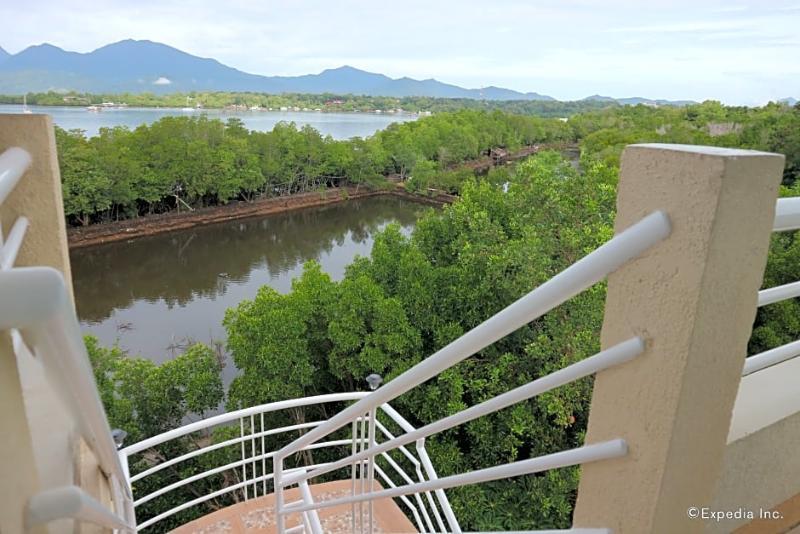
[22,94,32,114]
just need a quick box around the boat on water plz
[181,96,194,112]
[86,105,102,112]
[22,95,32,114]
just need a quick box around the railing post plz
[0,114,74,534]
[0,114,73,296]
[573,144,785,533]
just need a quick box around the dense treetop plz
[4,90,616,117]
[55,110,572,225]
[85,99,800,531]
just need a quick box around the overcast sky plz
[2,0,798,104]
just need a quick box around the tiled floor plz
[171,480,418,534]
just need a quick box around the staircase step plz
[170,479,418,533]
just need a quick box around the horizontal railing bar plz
[758,280,800,307]
[135,439,363,506]
[277,212,670,461]
[0,147,32,206]
[284,526,304,534]
[284,440,627,514]
[0,268,132,500]
[0,216,29,270]
[283,337,644,487]
[123,392,368,455]
[743,338,800,376]
[136,462,332,530]
[130,420,324,483]
[26,485,133,533]
[773,197,800,232]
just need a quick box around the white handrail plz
[377,404,461,532]
[135,438,365,506]
[135,462,332,531]
[376,445,437,532]
[743,338,800,376]
[283,440,628,514]
[758,280,800,307]
[26,486,134,532]
[0,147,32,205]
[122,392,368,455]
[0,216,29,270]
[773,197,800,232]
[0,267,132,500]
[417,440,461,533]
[130,420,324,482]
[371,420,439,532]
[276,212,670,462]
[373,464,426,532]
[282,337,644,487]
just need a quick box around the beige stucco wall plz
[0,114,72,296]
[708,357,800,533]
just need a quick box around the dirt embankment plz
[67,143,569,249]
[67,187,454,248]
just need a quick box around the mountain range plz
[0,39,694,105]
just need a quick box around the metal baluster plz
[240,417,248,501]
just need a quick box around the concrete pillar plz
[573,144,785,533]
[0,114,73,296]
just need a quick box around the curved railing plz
[121,392,458,532]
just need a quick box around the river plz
[70,196,428,383]
[0,104,417,139]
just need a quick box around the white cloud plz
[0,0,797,104]
[152,76,172,85]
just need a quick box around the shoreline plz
[65,143,566,249]
[67,187,454,249]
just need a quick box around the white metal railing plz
[0,147,135,532]
[120,392,457,532]
[269,211,671,533]
[118,211,670,533]
[747,197,800,375]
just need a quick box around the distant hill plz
[780,97,798,106]
[583,94,695,107]
[0,46,8,63]
[0,39,556,100]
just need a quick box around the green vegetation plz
[55,110,572,225]
[84,100,800,531]
[4,90,615,117]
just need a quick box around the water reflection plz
[71,197,428,373]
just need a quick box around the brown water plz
[71,196,429,382]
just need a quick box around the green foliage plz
[53,110,571,225]
[5,90,618,117]
[224,152,615,530]
[572,101,800,358]
[86,335,224,443]
[575,100,800,185]
[86,336,229,531]
[81,98,800,531]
